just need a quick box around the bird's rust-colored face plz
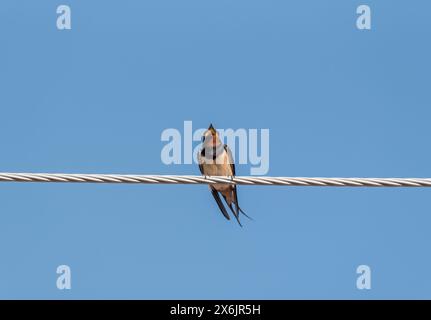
[202,124,220,147]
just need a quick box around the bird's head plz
[202,123,221,147]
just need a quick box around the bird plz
[198,124,250,226]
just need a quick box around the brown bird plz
[198,124,250,226]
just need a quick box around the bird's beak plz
[208,123,217,135]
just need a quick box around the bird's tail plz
[238,206,253,221]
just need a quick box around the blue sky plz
[0,0,430,299]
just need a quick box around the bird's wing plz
[223,144,246,223]
[224,144,235,176]
[198,150,204,175]
[210,186,230,220]
[232,185,241,219]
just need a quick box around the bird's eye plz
[202,136,205,143]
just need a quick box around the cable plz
[0,172,430,187]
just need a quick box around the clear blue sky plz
[0,0,430,299]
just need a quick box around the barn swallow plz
[198,124,250,226]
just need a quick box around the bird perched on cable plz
[198,124,250,226]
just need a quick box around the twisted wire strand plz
[0,173,430,187]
